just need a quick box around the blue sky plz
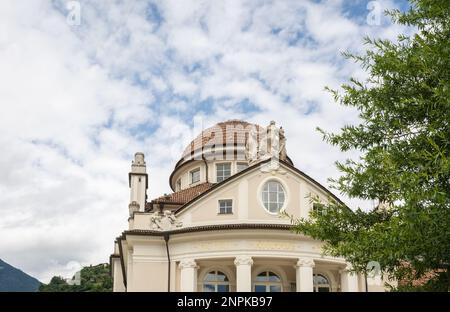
[0,0,410,282]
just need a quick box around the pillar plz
[340,264,359,292]
[234,256,253,292]
[179,259,198,292]
[295,257,315,292]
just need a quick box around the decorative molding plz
[339,263,354,274]
[179,259,198,269]
[149,210,183,230]
[296,257,315,268]
[234,256,254,266]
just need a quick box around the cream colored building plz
[110,120,386,292]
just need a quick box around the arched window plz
[203,270,230,292]
[254,271,282,292]
[261,181,285,213]
[313,274,331,292]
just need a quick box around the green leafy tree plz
[39,264,112,292]
[291,0,449,291]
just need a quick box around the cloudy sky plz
[0,0,410,283]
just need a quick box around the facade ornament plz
[244,121,288,165]
[279,127,287,161]
[296,257,315,268]
[149,210,183,230]
[234,256,254,266]
[179,259,198,269]
[245,125,259,164]
[128,201,140,217]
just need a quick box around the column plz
[340,264,359,292]
[234,256,253,292]
[179,259,198,292]
[295,257,315,292]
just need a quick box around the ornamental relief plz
[189,240,303,253]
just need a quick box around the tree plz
[39,263,112,292]
[291,0,449,291]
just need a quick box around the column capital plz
[179,259,198,269]
[296,257,315,268]
[339,263,353,274]
[234,256,253,266]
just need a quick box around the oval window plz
[261,181,285,213]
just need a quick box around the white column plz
[295,257,315,292]
[234,256,253,292]
[179,259,198,292]
[340,264,359,292]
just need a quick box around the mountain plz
[0,259,41,292]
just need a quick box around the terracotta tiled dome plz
[177,120,262,167]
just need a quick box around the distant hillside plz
[0,259,41,292]
[39,263,112,292]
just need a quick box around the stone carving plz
[245,121,287,165]
[149,210,183,230]
[234,256,254,266]
[279,127,287,161]
[245,125,259,164]
[128,201,140,217]
[296,257,315,268]
[179,259,198,269]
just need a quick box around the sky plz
[0,0,411,283]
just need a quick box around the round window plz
[261,181,285,213]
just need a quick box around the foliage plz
[291,0,450,291]
[39,263,112,292]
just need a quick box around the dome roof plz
[169,119,293,191]
[180,119,260,161]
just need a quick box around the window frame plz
[218,199,233,215]
[216,162,232,183]
[202,270,230,292]
[313,273,331,292]
[190,167,201,184]
[260,180,287,214]
[253,271,283,292]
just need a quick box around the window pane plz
[217,284,229,292]
[204,273,216,282]
[269,285,281,292]
[203,284,215,292]
[318,287,330,292]
[269,182,277,192]
[219,200,232,214]
[255,272,268,282]
[261,181,285,213]
[216,271,228,282]
[191,169,200,183]
[269,192,277,202]
[268,272,281,282]
[254,285,266,292]
[314,274,329,285]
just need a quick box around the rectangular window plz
[216,163,231,182]
[236,162,248,173]
[218,199,233,214]
[190,168,200,184]
[176,179,182,191]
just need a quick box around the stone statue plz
[279,126,287,161]
[149,210,183,230]
[245,125,259,164]
[244,121,288,164]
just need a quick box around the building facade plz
[110,120,387,292]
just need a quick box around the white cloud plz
[0,0,408,282]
